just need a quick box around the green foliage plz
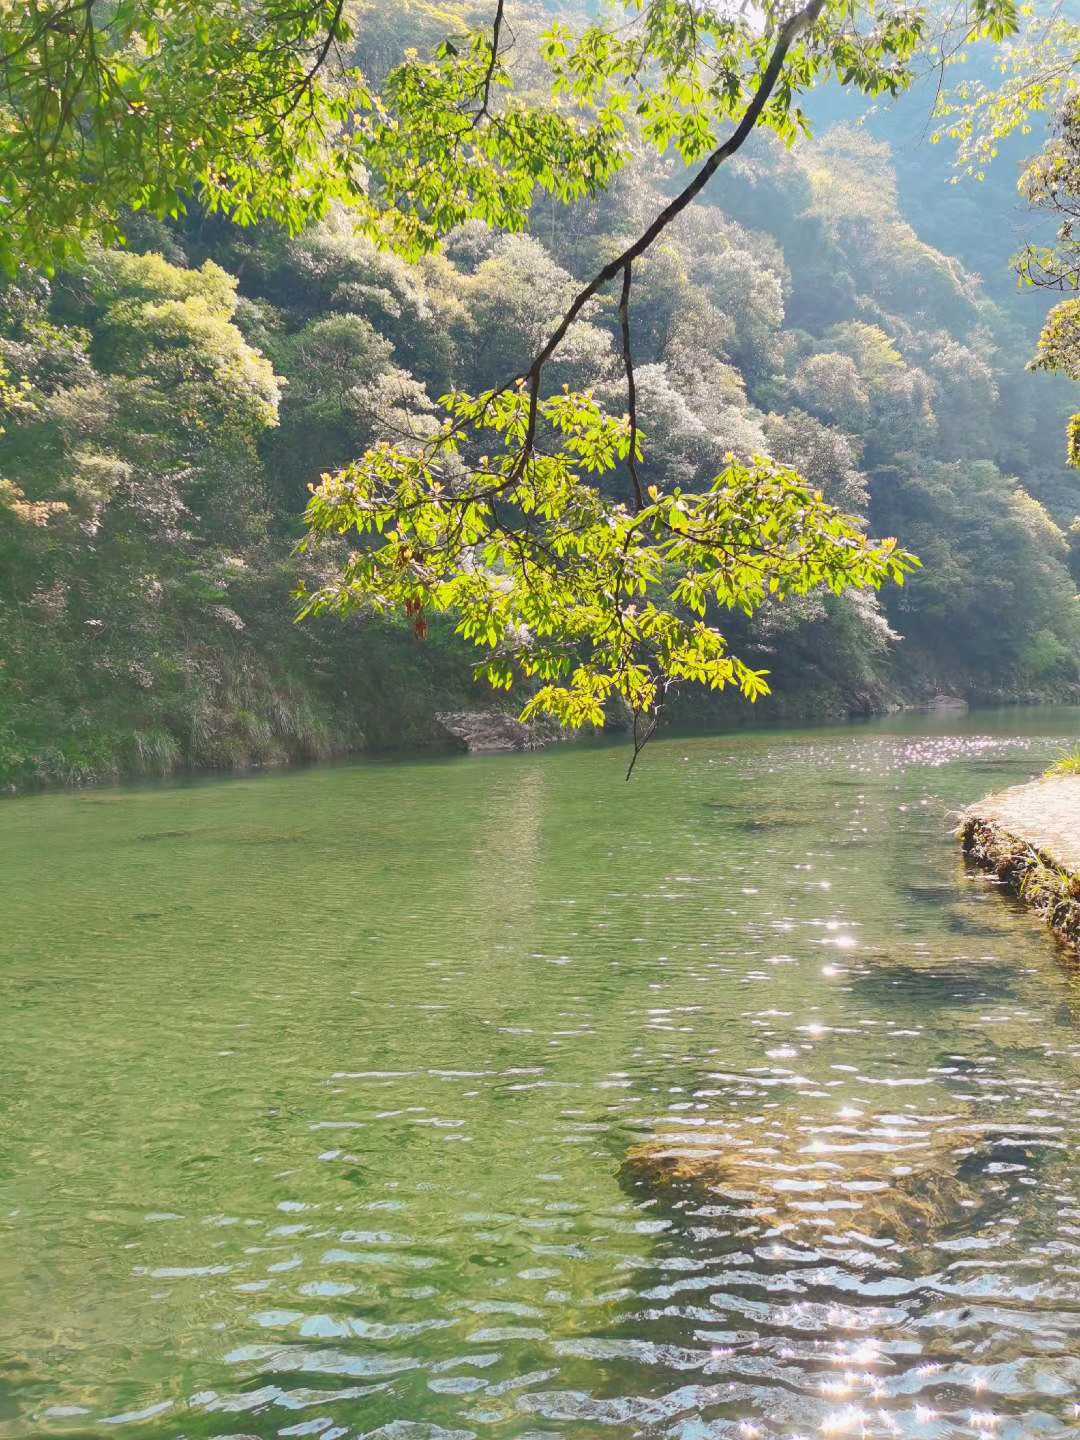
[0,1,370,275]
[935,26,1080,468]
[934,3,1076,180]
[1045,747,1080,778]
[1033,299,1080,465]
[285,0,1017,742]
[300,384,916,730]
[1012,97,1080,466]
[0,0,1021,278]
[871,458,1080,687]
[0,0,634,277]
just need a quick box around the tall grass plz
[1044,748,1080,777]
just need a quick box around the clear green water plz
[3,711,1080,1440]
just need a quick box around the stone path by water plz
[961,774,1080,958]
[964,775,1080,873]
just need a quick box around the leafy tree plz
[1008,98,1080,466]
[452,234,610,391]
[762,410,868,513]
[793,351,871,427]
[0,0,631,275]
[935,2,1079,182]
[0,1,363,273]
[871,455,1080,685]
[263,313,395,508]
[0,251,286,772]
[692,242,787,381]
[301,389,914,769]
[926,336,999,459]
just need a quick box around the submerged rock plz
[732,809,811,832]
[619,1118,1049,1255]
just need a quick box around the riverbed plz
[2,709,1080,1440]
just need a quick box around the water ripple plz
[2,714,1080,1438]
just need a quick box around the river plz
[2,709,1080,1440]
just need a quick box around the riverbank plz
[0,694,957,794]
[959,776,1080,959]
[0,650,1065,796]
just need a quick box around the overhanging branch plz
[503,0,826,471]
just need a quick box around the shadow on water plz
[702,800,812,831]
[896,881,959,907]
[848,961,1021,1007]
[940,908,1018,938]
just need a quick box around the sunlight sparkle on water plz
[821,1406,868,1434]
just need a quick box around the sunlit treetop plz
[933,0,1074,180]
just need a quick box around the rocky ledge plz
[958,776,1080,959]
[434,710,574,754]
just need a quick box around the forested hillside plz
[2,1,1078,787]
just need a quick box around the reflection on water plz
[2,709,1080,1440]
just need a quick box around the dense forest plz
[2,0,1079,787]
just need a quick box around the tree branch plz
[278,0,348,122]
[469,0,506,129]
[626,690,663,780]
[618,259,645,512]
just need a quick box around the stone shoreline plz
[959,776,1080,959]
